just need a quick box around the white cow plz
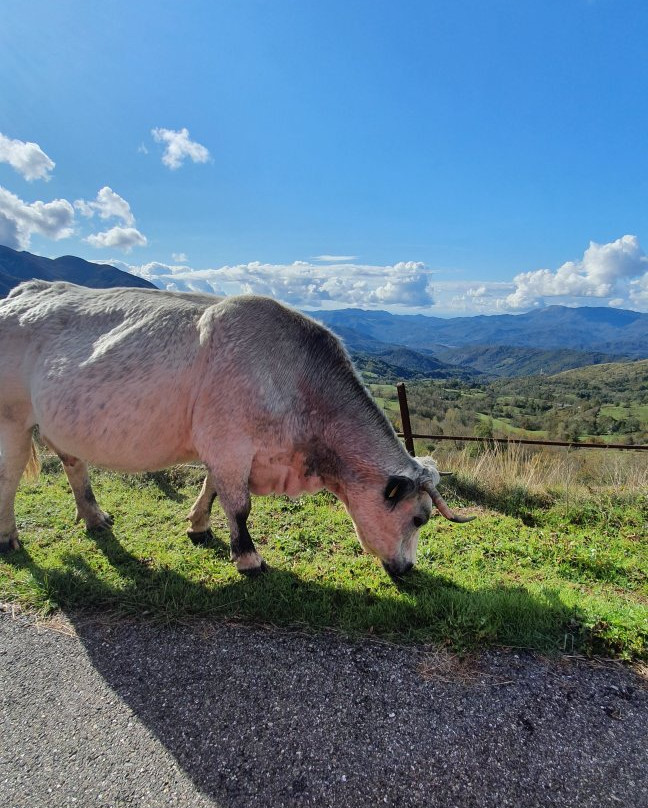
[0,280,472,577]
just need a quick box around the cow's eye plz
[413,515,427,528]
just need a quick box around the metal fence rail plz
[394,383,648,456]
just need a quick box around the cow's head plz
[339,457,474,578]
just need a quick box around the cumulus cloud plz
[0,186,74,249]
[0,133,55,181]
[76,186,147,252]
[109,258,435,309]
[172,252,188,263]
[75,186,135,226]
[629,272,648,308]
[0,136,147,255]
[504,235,648,311]
[436,281,516,314]
[151,127,211,170]
[86,226,147,252]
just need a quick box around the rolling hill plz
[433,344,626,378]
[491,359,648,409]
[0,245,156,296]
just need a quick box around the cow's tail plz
[23,437,42,481]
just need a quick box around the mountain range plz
[314,306,648,358]
[313,306,648,377]
[2,245,646,378]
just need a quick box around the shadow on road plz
[6,514,631,807]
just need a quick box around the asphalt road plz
[1,609,646,808]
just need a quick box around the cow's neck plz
[307,402,411,491]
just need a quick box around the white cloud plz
[435,280,516,314]
[109,258,435,309]
[86,226,147,252]
[151,127,211,170]
[76,186,146,252]
[0,185,74,249]
[629,272,648,308]
[0,133,55,181]
[74,186,135,226]
[504,235,648,311]
[0,140,147,255]
[365,262,432,306]
[172,252,188,263]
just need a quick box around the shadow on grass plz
[446,476,551,525]
[7,525,593,655]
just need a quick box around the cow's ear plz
[384,475,416,506]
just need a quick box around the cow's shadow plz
[6,522,600,806]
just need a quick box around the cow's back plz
[1,280,215,359]
[0,282,223,469]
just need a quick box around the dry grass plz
[418,649,514,686]
[433,441,648,500]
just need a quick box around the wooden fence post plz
[396,382,416,457]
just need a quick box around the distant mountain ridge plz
[314,306,648,357]
[0,245,156,297]
[314,305,648,375]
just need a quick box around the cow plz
[0,280,473,577]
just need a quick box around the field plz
[2,446,646,660]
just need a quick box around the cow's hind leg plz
[56,453,113,531]
[0,425,33,553]
[187,472,217,546]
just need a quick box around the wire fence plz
[394,382,648,457]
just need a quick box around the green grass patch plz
[3,466,647,660]
[475,412,548,438]
[600,403,648,422]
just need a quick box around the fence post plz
[396,382,416,457]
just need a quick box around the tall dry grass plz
[430,441,647,506]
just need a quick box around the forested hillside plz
[367,360,648,445]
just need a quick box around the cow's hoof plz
[87,513,114,531]
[235,553,267,577]
[241,561,268,578]
[188,529,214,546]
[0,535,21,554]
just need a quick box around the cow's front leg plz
[214,481,265,576]
[56,452,113,531]
[229,498,266,576]
[187,472,217,546]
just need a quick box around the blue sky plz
[1,0,647,315]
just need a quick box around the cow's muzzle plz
[382,559,414,579]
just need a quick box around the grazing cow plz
[0,280,473,577]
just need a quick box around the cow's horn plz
[423,483,475,524]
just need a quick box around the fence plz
[394,382,648,457]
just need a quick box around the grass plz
[2,450,647,660]
[600,403,648,422]
[475,412,548,438]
